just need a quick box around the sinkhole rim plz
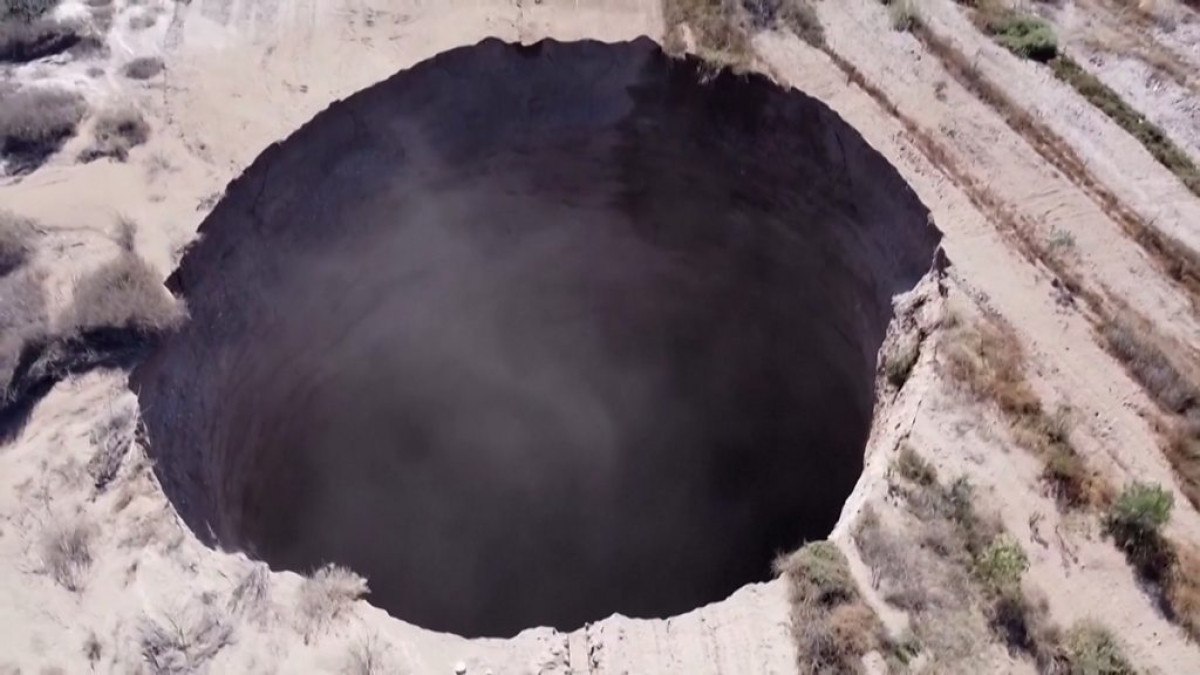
[131,36,941,639]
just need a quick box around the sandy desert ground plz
[3,0,1200,672]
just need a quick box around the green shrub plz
[983,12,1058,63]
[975,536,1029,592]
[1105,482,1174,576]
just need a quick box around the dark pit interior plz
[132,38,940,638]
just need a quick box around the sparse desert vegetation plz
[298,564,369,636]
[0,1,1199,671]
[1104,482,1200,640]
[774,541,882,673]
[122,55,164,80]
[943,314,1104,508]
[79,107,151,163]
[0,209,37,276]
[0,0,83,64]
[662,0,822,64]
[0,86,86,173]
[864,445,1104,671]
[39,516,95,591]
[1050,56,1200,199]
[63,225,183,334]
[140,606,234,675]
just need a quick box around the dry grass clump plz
[299,564,369,635]
[1062,621,1135,674]
[63,247,184,335]
[40,517,94,591]
[87,405,135,491]
[0,86,86,173]
[774,541,882,673]
[772,0,824,47]
[140,606,234,675]
[944,317,1104,508]
[79,107,150,163]
[122,55,164,79]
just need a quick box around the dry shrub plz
[775,541,881,673]
[1166,544,1200,641]
[892,443,937,487]
[40,517,94,591]
[0,267,47,397]
[2,0,58,20]
[1166,415,1200,510]
[63,250,184,334]
[944,318,1036,416]
[228,564,270,621]
[662,0,752,64]
[1102,318,1196,413]
[343,633,397,675]
[122,55,164,80]
[87,405,135,491]
[884,334,920,388]
[0,210,37,275]
[299,564,369,635]
[0,86,86,173]
[855,506,936,611]
[140,606,234,675]
[775,0,823,47]
[79,107,150,163]
[1063,621,1135,674]
[0,17,81,64]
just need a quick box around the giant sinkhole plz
[132,38,940,638]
